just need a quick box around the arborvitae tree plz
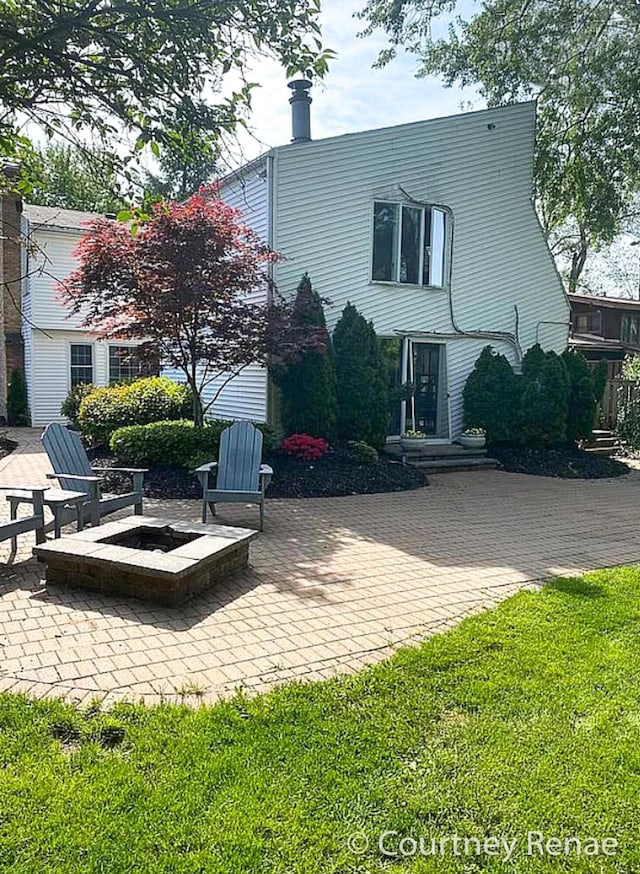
[277,274,337,440]
[520,347,569,445]
[562,348,596,442]
[7,368,29,426]
[591,358,608,405]
[333,302,388,449]
[463,345,518,443]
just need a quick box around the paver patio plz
[0,428,638,706]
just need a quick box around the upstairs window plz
[372,201,448,288]
[621,315,640,344]
[575,312,602,334]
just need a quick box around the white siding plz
[164,364,268,422]
[27,227,87,329]
[271,102,569,435]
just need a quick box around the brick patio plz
[0,428,639,706]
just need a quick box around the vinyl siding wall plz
[162,163,271,422]
[271,102,569,436]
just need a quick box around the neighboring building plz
[165,83,569,441]
[568,292,640,377]
[20,205,147,426]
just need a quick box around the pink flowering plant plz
[280,434,329,462]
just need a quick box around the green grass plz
[2,567,640,873]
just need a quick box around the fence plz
[600,378,639,429]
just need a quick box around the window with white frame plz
[109,345,146,384]
[372,201,448,288]
[69,344,93,386]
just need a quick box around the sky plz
[230,0,481,164]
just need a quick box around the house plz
[4,84,569,438]
[568,292,640,377]
[20,205,147,425]
[165,82,569,441]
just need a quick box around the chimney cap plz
[288,79,312,92]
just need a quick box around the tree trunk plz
[568,228,588,293]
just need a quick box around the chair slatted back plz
[42,423,94,494]
[216,421,262,493]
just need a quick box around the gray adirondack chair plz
[42,423,146,527]
[0,485,47,554]
[195,421,273,531]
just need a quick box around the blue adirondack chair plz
[42,423,146,527]
[194,421,273,531]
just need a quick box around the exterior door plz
[409,343,440,436]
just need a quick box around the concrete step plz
[583,445,621,457]
[385,444,487,460]
[410,456,499,473]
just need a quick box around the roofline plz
[568,292,640,311]
[217,101,536,187]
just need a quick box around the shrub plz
[77,377,192,443]
[333,302,388,449]
[7,368,29,426]
[276,274,338,440]
[61,383,97,428]
[280,434,328,461]
[562,349,596,442]
[346,440,379,464]
[591,358,608,404]
[110,419,274,467]
[463,346,519,443]
[520,346,569,445]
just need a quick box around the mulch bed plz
[90,447,428,500]
[490,444,629,479]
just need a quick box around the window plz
[109,346,145,384]
[621,315,640,345]
[372,201,448,287]
[69,344,93,386]
[575,312,601,334]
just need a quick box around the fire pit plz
[33,516,258,606]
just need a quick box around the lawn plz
[2,567,640,873]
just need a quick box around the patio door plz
[408,343,440,436]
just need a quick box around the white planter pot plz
[401,437,430,451]
[458,434,486,449]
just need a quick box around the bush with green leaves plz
[77,377,192,443]
[7,368,29,426]
[275,274,338,441]
[562,349,595,442]
[520,346,569,445]
[346,440,379,464]
[333,302,388,449]
[110,419,275,468]
[61,383,97,428]
[591,359,608,405]
[462,346,519,443]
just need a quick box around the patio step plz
[410,456,499,473]
[582,429,622,457]
[384,443,498,473]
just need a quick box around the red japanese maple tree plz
[63,188,301,426]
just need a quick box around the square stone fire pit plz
[33,516,258,606]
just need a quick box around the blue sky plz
[232,0,481,163]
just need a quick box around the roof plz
[567,292,640,311]
[22,204,103,231]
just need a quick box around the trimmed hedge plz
[77,377,193,443]
[110,419,275,468]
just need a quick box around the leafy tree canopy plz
[0,0,332,191]
[359,0,640,291]
[25,143,126,213]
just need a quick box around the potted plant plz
[400,429,429,451]
[458,427,486,449]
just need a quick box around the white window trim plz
[370,199,452,291]
[68,341,96,391]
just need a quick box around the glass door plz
[408,342,441,436]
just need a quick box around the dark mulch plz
[90,448,428,500]
[0,434,16,463]
[490,444,630,479]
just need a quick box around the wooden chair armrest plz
[92,467,148,474]
[47,473,102,483]
[194,461,218,473]
[259,464,274,477]
[0,484,49,493]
